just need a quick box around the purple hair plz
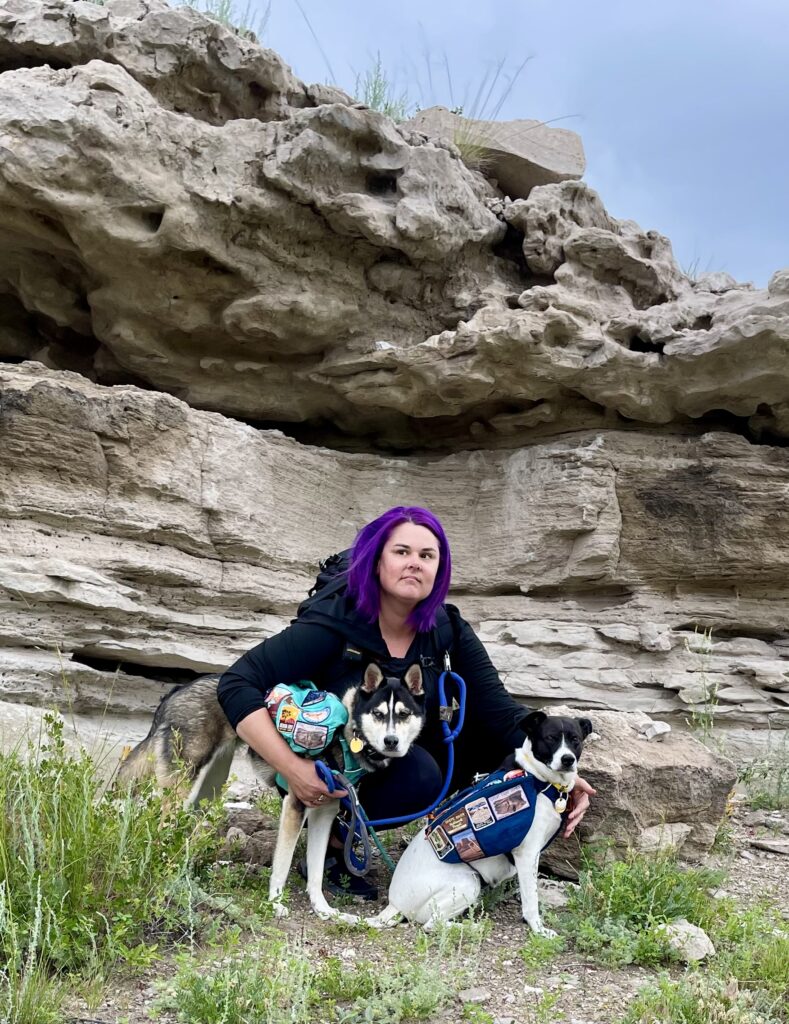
[346,506,452,632]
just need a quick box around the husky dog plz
[368,711,592,934]
[117,663,427,923]
[266,662,425,924]
[117,674,237,806]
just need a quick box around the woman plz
[218,506,594,894]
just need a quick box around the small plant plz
[178,0,270,41]
[684,627,719,742]
[519,930,565,977]
[564,847,723,967]
[738,736,789,811]
[355,53,412,121]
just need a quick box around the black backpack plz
[297,549,456,672]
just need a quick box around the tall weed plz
[0,717,224,1013]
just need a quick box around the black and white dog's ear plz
[403,663,424,697]
[577,717,594,738]
[362,663,385,693]
[522,710,547,738]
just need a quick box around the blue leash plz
[315,667,466,875]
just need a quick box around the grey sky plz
[255,0,788,286]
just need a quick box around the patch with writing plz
[442,808,470,835]
[451,828,485,862]
[428,826,452,858]
[293,722,329,750]
[465,796,495,830]
[489,785,529,820]
[277,702,298,734]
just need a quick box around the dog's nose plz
[560,753,576,769]
[384,734,399,751]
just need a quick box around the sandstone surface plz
[1,364,787,762]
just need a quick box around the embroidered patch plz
[266,685,290,704]
[428,826,452,858]
[465,796,495,830]
[451,828,485,861]
[278,702,298,733]
[293,722,329,750]
[442,808,471,835]
[503,768,525,782]
[302,708,330,723]
[489,785,529,820]
[302,689,328,706]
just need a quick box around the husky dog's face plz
[522,712,593,775]
[349,663,426,763]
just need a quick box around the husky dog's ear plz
[403,663,424,697]
[577,717,593,739]
[522,710,547,739]
[362,663,385,693]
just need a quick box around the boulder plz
[406,105,586,198]
[540,707,737,879]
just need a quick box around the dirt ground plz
[65,799,789,1024]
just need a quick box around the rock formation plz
[1,0,788,802]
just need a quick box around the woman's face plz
[377,522,440,608]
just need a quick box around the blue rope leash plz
[315,668,466,875]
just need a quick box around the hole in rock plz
[181,250,236,276]
[677,624,789,644]
[248,81,270,103]
[117,205,165,235]
[627,335,664,354]
[492,223,529,276]
[0,55,71,73]
[70,652,205,688]
[366,173,400,195]
[692,314,713,331]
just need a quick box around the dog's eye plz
[396,710,410,720]
[373,710,387,720]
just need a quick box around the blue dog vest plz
[424,768,569,864]
[265,683,364,788]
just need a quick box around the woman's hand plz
[283,758,347,808]
[563,775,596,838]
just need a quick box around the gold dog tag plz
[350,736,364,754]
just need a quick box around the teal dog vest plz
[425,767,569,864]
[265,683,363,788]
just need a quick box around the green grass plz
[565,849,788,1022]
[0,716,226,1020]
[154,917,489,1023]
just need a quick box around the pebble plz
[457,987,491,1004]
[523,984,544,995]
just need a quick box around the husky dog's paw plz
[272,901,289,919]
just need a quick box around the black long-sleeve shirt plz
[217,594,532,788]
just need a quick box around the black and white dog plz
[368,711,592,933]
[266,662,426,924]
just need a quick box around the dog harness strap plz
[424,768,569,864]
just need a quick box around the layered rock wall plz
[1,0,788,760]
